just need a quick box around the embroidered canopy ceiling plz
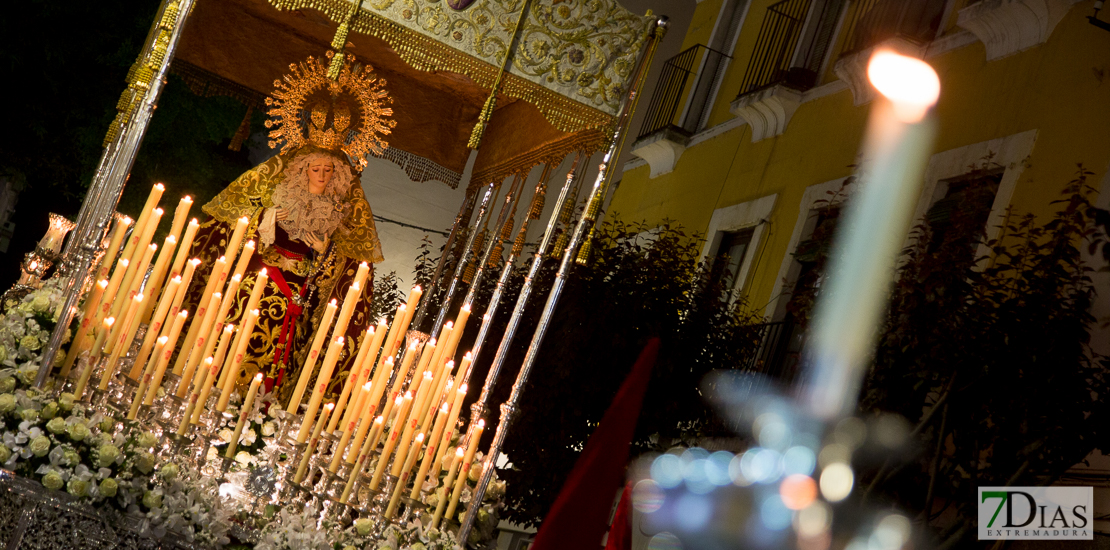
[174,0,652,188]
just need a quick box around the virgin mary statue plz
[183,53,394,402]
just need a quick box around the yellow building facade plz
[614,0,1110,326]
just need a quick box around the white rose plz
[142,490,162,509]
[67,422,89,442]
[42,471,63,491]
[0,376,13,393]
[99,478,118,497]
[135,452,155,475]
[0,394,14,414]
[468,461,483,482]
[0,445,11,463]
[355,518,373,536]
[136,431,158,449]
[98,444,120,468]
[158,462,178,481]
[67,478,88,497]
[20,335,41,351]
[261,422,276,437]
[46,417,67,434]
[20,408,39,423]
[31,295,50,312]
[40,402,58,419]
[234,451,252,466]
[218,429,234,444]
[29,435,50,457]
[57,393,74,412]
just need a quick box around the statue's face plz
[307,158,335,194]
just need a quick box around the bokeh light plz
[707,451,734,486]
[794,502,831,538]
[869,514,912,550]
[819,462,854,502]
[652,453,684,489]
[675,493,714,531]
[647,532,683,550]
[783,446,817,476]
[780,474,818,510]
[760,494,793,531]
[632,479,665,513]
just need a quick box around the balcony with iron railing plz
[832,0,948,104]
[631,44,730,178]
[838,0,948,57]
[638,44,732,139]
[729,0,843,142]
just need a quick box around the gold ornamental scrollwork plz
[266,0,652,132]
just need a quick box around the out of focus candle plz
[225,373,263,457]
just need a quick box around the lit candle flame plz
[867,50,940,123]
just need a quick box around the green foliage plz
[370,270,405,323]
[857,166,1109,546]
[412,235,437,291]
[458,219,763,527]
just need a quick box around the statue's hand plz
[275,208,289,221]
[304,232,326,253]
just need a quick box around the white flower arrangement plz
[256,501,335,550]
[0,278,70,373]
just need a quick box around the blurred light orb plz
[870,514,912,550]
[794,501,831,538]
[866,50,940,122]
[780,474,818,510]
[745,448,790,484]
[633,479,665,513]
[819,463,854,502]
[681,447,710,463]
[707,451,734,486]
[684,459,714,495]
[874,415,910,449]
[783,446,817,476]
[676,493,714,531]
[760,494,793,531]
[817,443,851,468]
[833,417,867,449]
[647,531,683,550]
[729,454,753,487]
[755,412,792,449]
[652,454,685,489]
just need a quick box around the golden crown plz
[265,51,396,166]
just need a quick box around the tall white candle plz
[803,50,939,419]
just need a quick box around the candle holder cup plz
[164,432,193,457]
[217,455,235,481]
[399,497,426,525]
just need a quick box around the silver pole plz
[458,163,556,386]
[461,157,582,419]
[36,0,197,387]
[61,0,174,262]
[456,16,667,545]
[429,181,497,338]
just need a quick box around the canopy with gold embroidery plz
[173,0,653,189]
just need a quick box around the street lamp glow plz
[867,50,940,122]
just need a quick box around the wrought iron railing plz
[637,44,731,139]
[736,0,814,97]
[838,0,949,57]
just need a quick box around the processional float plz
[20,0,667,546]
